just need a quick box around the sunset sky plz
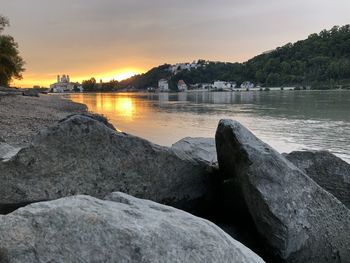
[2,0,350,87]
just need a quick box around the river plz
[67,90,350,163]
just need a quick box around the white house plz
[240,81,255,90]
[213,81,236,91]
[177,80,187,91]
[230,82,237,89]
[158,79,169,92]
[200,83,213,90]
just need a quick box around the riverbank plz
[0,94,87,147]
[0,112,349,262]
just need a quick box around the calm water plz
[67,91,350,163]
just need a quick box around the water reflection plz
[67,91,350,162]
[114,97,134,120]
[71,93,136,120]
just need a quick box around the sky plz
[2,0,350,87]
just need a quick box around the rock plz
[0,193,265,263]
[0,91,20,97]
[59,112,116,131]
[0,143,21,161]
[0,91,9,97]
[0,87,22,95]
[170,139,262,257]
[171,137,222,220]
[215,119,350,262]
[22,89,39,97]
[0,114,214,214]
[285,150,350,209]
[172,137,217,167]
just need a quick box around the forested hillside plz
[119,25,350,89]
[245,25,350,87]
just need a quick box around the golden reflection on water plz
[115,97,134,119]
[70,93,136,121]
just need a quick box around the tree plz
[82,77,97,91]
[73,84,80,92]
[0,16,9,33]
[0,15,25,87]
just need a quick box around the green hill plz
[119,25,350,89]
[245,25,350,87]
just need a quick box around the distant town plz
[47,61,299,94]
[47,73,265,93]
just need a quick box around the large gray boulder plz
[0,115,213,213]
[215,119,350,262]
[286,150,350,209]
[0,193,265,263]
[172,137,217,168]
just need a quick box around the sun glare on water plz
[73,93,136,121]
[116,97,134,119]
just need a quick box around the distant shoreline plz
[53,87,350,95]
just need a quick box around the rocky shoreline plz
[0,95,349,262]
[0,93,86,147]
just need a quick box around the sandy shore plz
[0,94,87,147]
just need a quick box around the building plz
[50,74,81,93]
[240,81,255,90]
[177,80,187,91]
[158,79,169,92]
[169,60,208,75]
[199,83,213,90]
[213,81,236,91]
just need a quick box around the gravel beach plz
[0,94,87,147]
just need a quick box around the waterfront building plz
[213,81,236,91]
[240,81,255,90]
[158,79,169,92]
[177,80,188,91]
[198,83,212,90]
